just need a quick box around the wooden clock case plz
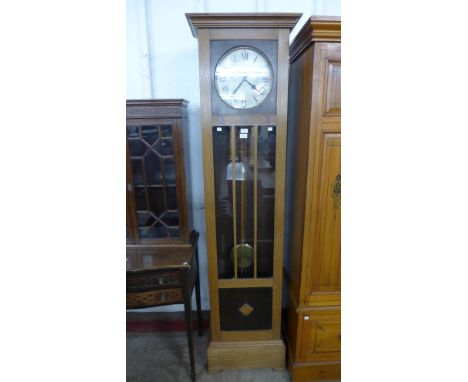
[186,13,301,371]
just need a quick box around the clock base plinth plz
[207,339,286,371]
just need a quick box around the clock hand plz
[244,78,258,90]
[232,79,246,94]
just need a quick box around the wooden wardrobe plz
[283,17,341,381]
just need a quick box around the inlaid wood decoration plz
[186,13,301,372]
[283,17,341,381]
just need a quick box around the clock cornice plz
[186,13,302,38]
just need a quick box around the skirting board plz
[207,339,286,371]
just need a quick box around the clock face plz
[214,47,273,109]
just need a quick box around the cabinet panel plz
[305,43,341,306]
[324,61,341,115]
[299,310,340,362]
[309,134,341,294]
[219,287,272,331]
[314,321,340,352]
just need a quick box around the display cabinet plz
[126,99,192,246]
[283,17,341,381]
[186,13,301,371]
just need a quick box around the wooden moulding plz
[207,339,286,371]
[287,360,341,382]
[126,99,189,119]
[186,13,302,37]
[289,16,341,64]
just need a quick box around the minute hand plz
[232,78,246,94]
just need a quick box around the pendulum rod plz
[253,126,258,278]
[240,133,246,278]
[231,126,238,279]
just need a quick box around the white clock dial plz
[214,47,273,109]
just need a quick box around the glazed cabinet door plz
[304,43,341,306]
[126,121,186,244]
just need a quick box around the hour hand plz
[244,78,257,90]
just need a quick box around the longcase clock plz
[186,13,301,371]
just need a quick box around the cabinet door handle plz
[127,183,133,192]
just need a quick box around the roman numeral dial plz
[214,47,273,109]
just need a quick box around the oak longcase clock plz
[186,13,301,371]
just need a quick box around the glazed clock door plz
[305,43,341,306]
[212,125,277,282]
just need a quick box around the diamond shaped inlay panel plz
[238,303,254,317]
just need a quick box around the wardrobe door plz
[305,43,341,306]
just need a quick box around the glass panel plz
[161,211,179,226]
[144,150,162,185]
[155,138,174,156]
[150,221,168,238]
[128,139,148,157]
[134,186,146,210]
[160,125,172,137]
[148,187,166,217]
[212,126,234,279]
[127,123,180,241]
[141,125,159,145]
[162,157,176,186]
[256,126,276,277]
[137,211,156,227]
[131,159,144,186]
[234,126,254,278]
[138,227,151,240]
[127,125,140,139]
[212,126,258,279]
[166,186,178,210]
[168,228,180,238]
